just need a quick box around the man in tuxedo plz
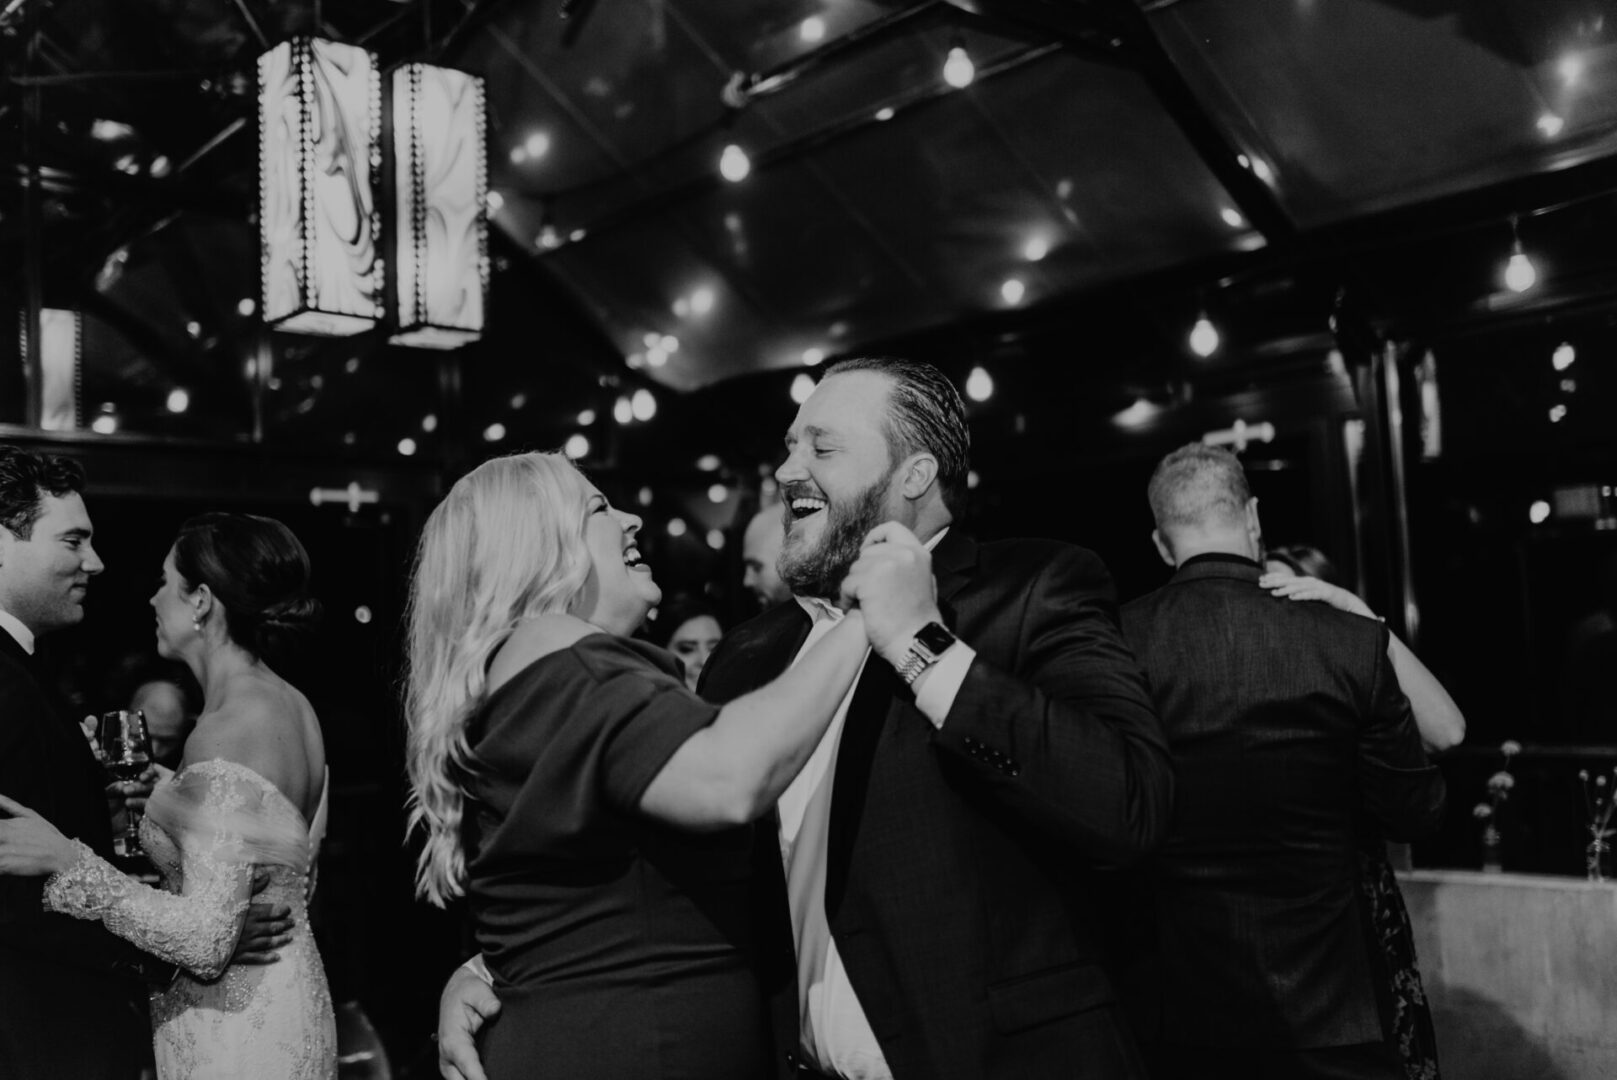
[0,446,161,1079]
[0,446,289,1079]
[437,356,1171,1080]
[1117,443,1446,1080]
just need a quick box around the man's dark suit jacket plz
[1118,555,1446,1051]
[0,630,159,1079]
[700,530,1173,1080]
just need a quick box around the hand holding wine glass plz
[99,709,153,855]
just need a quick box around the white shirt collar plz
[792,526,950,626]
[0,608,37,655]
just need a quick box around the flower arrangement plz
[1578,765,1617,882]
[1472,740,1521,872]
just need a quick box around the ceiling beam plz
[959,0,1296,244]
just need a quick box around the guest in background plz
[110,653,200,771]
[1261,542,1462,1080]
[741,504,792,609]
[647,594,724,693]
[1559,549,1617,741]
[1120,444,1446,1080]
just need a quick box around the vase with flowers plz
[1472,740,1521,873]
[1578,766,1617,882]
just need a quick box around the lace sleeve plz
[41,767,258,981]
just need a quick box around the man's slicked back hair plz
[822,356,971,516]
[1147,442,1252,533]
[0,445,86,540]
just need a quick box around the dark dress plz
[462,634,770,1080]
[1357,834,1441,1080]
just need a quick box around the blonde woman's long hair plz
[405,452,594,906]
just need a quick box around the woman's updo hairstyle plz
[173,512,320,659]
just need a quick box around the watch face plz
[915,622,956,655]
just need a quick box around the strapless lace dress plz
[45,758,337,1079]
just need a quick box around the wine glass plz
[99,710,152,856]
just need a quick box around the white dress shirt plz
[0,607,37,655]
[779,529,975,1079]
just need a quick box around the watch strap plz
[895,621,956,686]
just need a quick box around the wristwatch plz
[893,621,958,686]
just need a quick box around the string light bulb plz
[1502,215,1537,294]
[631,388,657,422]
[719,144,751,182]
[1189,313,1220,358]
[943,45,975,89]
[965,366,994,402]
[790,373,816,404]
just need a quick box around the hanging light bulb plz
[1503,247,1537,293]
[564,433,590,459]
[631,388,657,421]
[613,396,634,424]
[965,366,994,402]
[790,373,816,404]
[1502,215,1537,294]
[943,45,975,89]
[1552,342,1576,371]
[1189,313,1220,358]
[719,144,751,182]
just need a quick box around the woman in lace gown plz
[0,513,336,1080]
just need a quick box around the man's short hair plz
[0,446,86,540]
[822,356,970,516]
[1147,443,1252,533]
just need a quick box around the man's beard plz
[779,474,893,601]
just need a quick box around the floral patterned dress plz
[1358,838,1441,1080]
[44,758,336,1079]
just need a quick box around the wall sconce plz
[258,38,383,336]
[388,63,488,349]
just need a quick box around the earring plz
[192,615,202,633]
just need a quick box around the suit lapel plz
[700,602,812,705]
[0,628,34,673]
[824,529,978,920]
[0,631,116,854]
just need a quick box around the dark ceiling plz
[2,0,1616,465]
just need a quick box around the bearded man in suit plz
[1117,443,1446,1080]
